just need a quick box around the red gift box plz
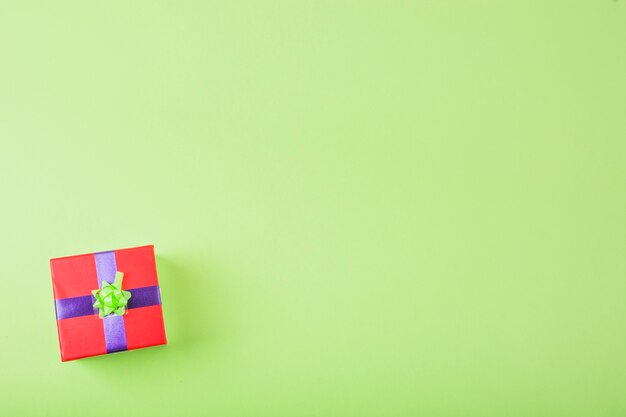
[50,245,167,361]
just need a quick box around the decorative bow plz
[92,271,132,318]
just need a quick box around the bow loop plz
[92,271,132,318]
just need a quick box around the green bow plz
[92,271,132,318]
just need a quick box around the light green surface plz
[1,1,625,416]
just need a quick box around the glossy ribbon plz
[55,286,162,320]
[95,252,128,352]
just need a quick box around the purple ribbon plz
[54,251,162,354]
[95,252,127,353]
[55,286,162,320]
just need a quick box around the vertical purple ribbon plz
[94,251,128,353]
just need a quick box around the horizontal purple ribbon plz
[54,285,162,321]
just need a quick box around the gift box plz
[50,245,167,361]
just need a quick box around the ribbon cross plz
[92,271,132,318]
[54,251,162,354]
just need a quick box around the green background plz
[1,1,624,416]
